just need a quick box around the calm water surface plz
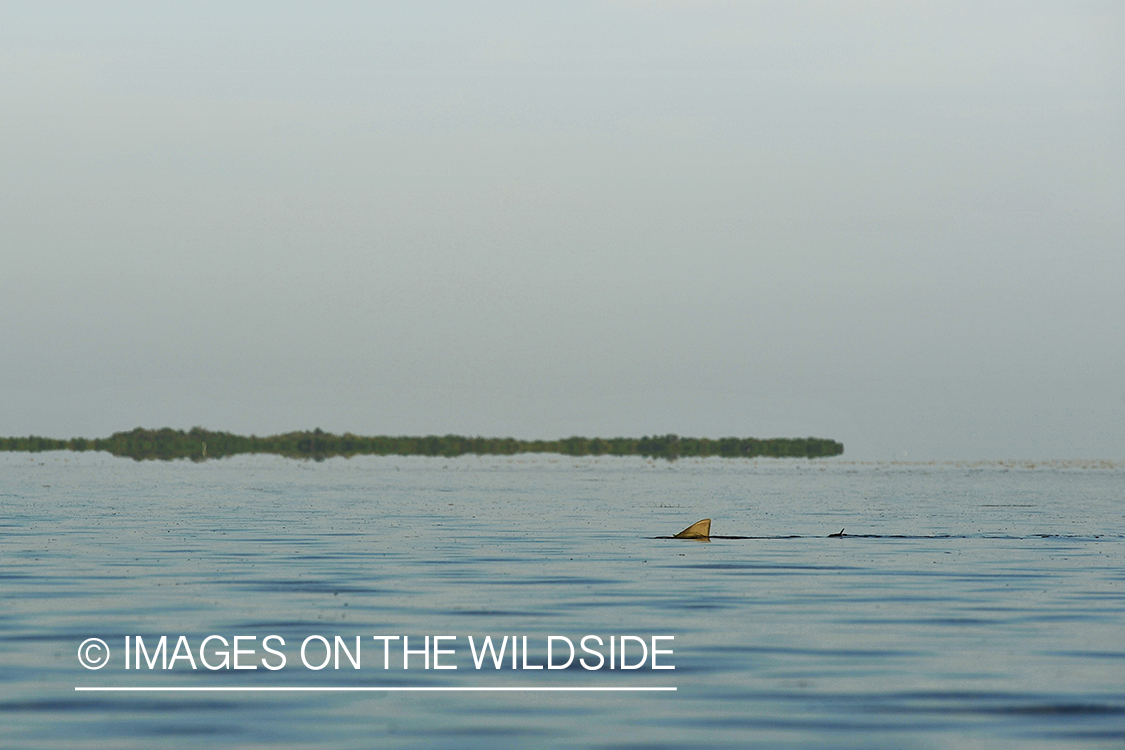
[1,453,1123,748]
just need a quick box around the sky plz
[2,2,1123,460]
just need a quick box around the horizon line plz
[75,685,677,692]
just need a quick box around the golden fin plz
[673,518,711,539]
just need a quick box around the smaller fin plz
[828,528,845,537]
[673,518,711,539]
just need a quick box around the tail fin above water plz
[673,518,711,539]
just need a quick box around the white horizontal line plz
[75,686,676,692]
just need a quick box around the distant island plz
[0,428,844,461]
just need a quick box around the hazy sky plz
[2,2,1123,460]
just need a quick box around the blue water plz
[2,453,1123,748]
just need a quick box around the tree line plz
[0,427,844,461]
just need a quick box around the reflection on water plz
[1,453,1123,748]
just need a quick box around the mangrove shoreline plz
[1,428,844,462]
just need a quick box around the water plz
[2,452,1123,748]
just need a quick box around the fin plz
[673,518,711,539]
[828,528,845,537]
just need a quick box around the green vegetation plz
[0,427,843,461]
